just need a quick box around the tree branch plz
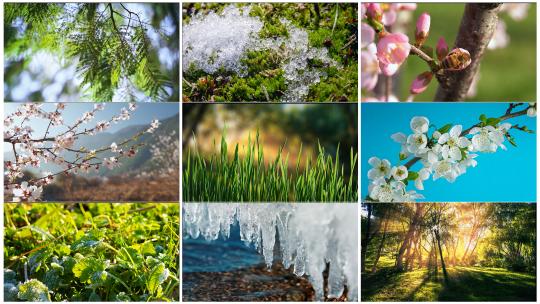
[434,4,502,101]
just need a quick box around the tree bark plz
[371,218,389,272]
[361,203,373,272]
[434,3,502,101]
[396,204,424,271]
[435,230,449,282]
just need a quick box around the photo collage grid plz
[1,2,537,303]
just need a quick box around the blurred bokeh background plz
[365,3,536,102]
[183,104,358,178]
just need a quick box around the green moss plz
[308,63,358,102]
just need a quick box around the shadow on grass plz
[438,266,536,301]
[362,266,536,301]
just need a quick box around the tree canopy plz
[4,3,179,102]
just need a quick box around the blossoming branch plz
[366,102,536,202]
[4,103,160,202]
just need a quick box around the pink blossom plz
[382,9,397,26]
[361,47,379,90]
[361,23,375,48]
[415,13,430,45]
[488,21,509,50]
[392,3,417,11]
[377,33,411,76]
[501,3,529,21]
[410,71,433,94]
[436,37,449,61]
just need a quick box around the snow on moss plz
[182,5,338,102]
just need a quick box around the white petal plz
[419,168,430,180]
[438,133,449,144]
[368,157,381,167]
[427,151,438,164]
[469,127,480,135]
[449,147,462,161]
[450,125,462,137]
[415,179,424,190]
[368,169,381,180]
[391,132,407,144]
[458,137,471,148]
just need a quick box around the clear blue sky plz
[4,103,179,136]
[361,103,536,202]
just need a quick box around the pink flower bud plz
[376,33,411,76]
[441,48,472,71]
[410,71,433,94]
[436,37,449,61]
[415,13,430,46]
[366,3,383,22]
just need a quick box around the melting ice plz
[183,203,358,301]
[182,5,338,102]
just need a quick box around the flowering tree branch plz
[361,3,530,101]
[434,3,502,101]
[402,103,530,170]
[3,103,161,201]
[366,102,536,202]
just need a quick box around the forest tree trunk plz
[371,218,389,272]
[361,203,373,272]
[435,230,449,282]
[396,204,424,271]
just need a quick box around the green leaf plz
[486,117,501,126]
[146,263,169,296]
[117,247,143,267]
[17,279,51,302]
[399,153,407,161]
[140,242,156,256]
[71,233,102,251]
[407,171,419,180]
[479,114,487,122]
[437,124,452,134]
[72,257,109,285]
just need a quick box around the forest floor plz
[362,264,536,301]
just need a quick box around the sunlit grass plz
[362,265,536,301]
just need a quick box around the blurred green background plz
[399,3,536,102]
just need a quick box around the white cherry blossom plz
[391,165,408,181]
[406,133,428,154]
[438,125,470,161]
[368,157,391,180]
[410,116,429,134]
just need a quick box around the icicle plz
[182,203,358,301]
